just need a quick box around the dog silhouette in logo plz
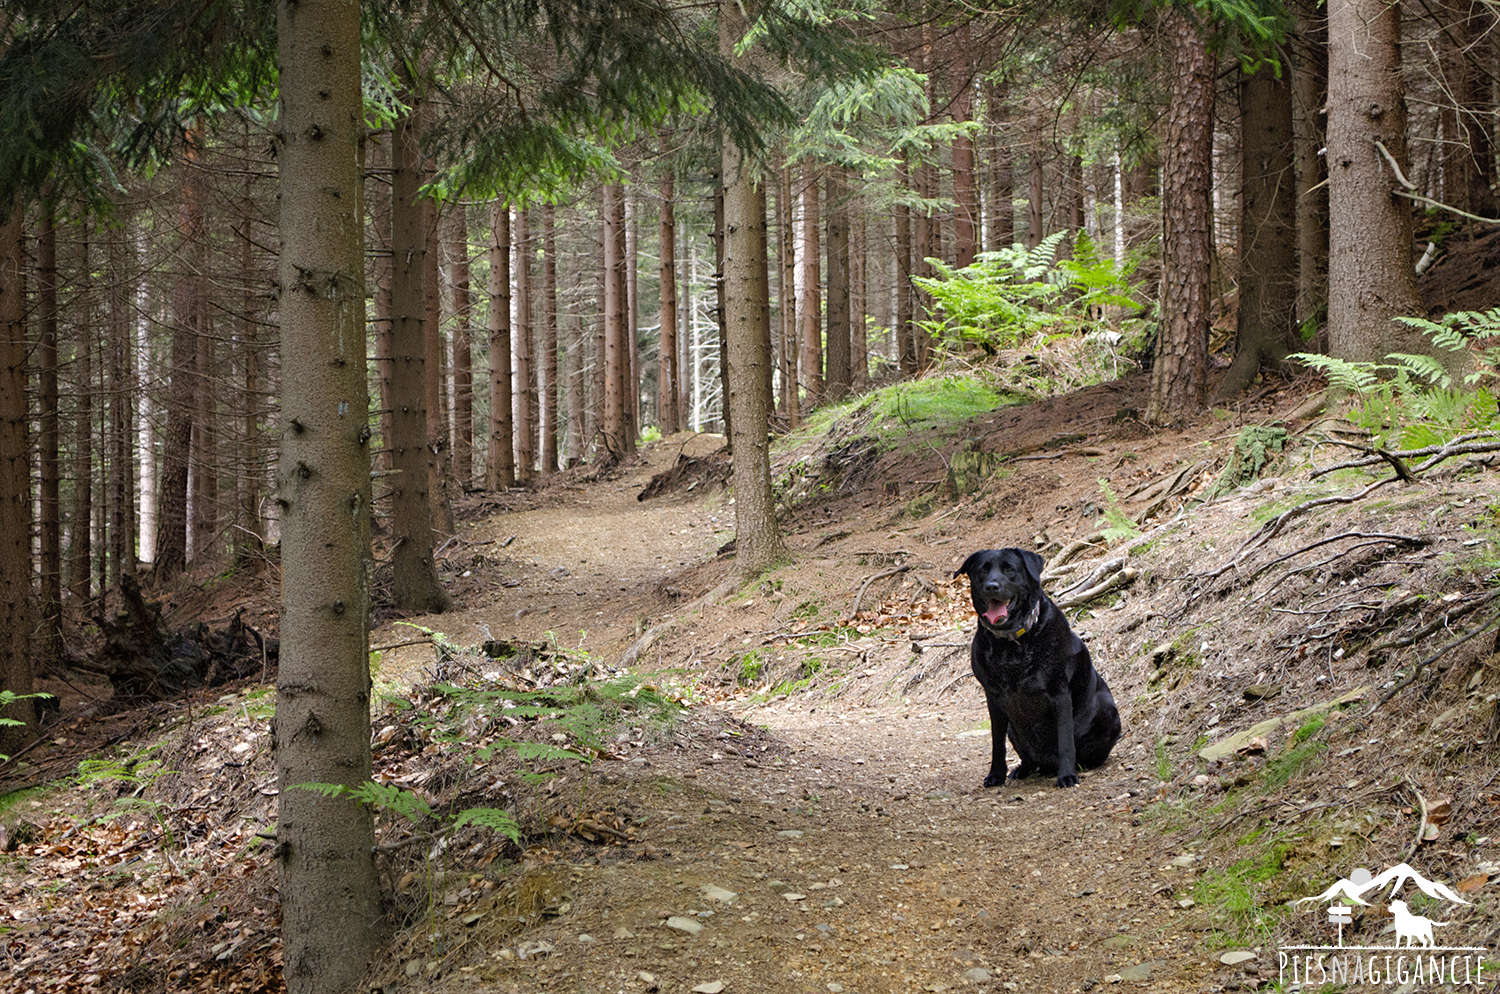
[1389,900,1451,948]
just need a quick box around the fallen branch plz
[1372,590,1500,651]
[1206,475,1399,581]
[1366,606,1500,716]
[1054,567,1138,610]
[1055,557,1127,600]
[1044,531,1107,574]
[1250,540,1430,605]
[850,564,912,619]
[1246,532,1428,583]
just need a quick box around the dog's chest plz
[972,635,1064,697]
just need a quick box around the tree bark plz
[0,193,33,756]
[776,163,798,426]
[540,204,559,475]
[1326,0,1427,363]
[71,219,95,608]
[388,93,450,612]
[1147,6,1215,423]
[659,158,681,435]
[799,172,822,413]
[895,198,916,374]
[1215,66,1298,401]
[950,32,978,269]
[272,3,383,989]
[825,168,851,402]
[721,0,789,577]
[601,184,627,460]
[446,207,474,488]
[1292,0,1330,331]
[425,196,455,534]
[988,81,1015,251]
[513,207,535,481]
[38,204,62,672]
[107,203,136,593]
[486,202,515,489]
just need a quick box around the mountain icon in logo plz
[1296,863,1472,907]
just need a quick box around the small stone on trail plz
[614,926,636,939]
[777,830,805,839]
[782,892,806,902]
[1220,950,1257,965]
[666,916,704,935]
[700,884,738,903]
[692,982,725,994]
[1116,960,1163,981]
[638,971,656,983]
[516,939,554,959]
[963,966,992,982]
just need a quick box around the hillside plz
[4,371,1499,994]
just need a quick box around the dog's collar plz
[991,599,1041,640]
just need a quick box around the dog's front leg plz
[1053,693,1079,788]
[983,693,1009,788]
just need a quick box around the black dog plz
[957,548,1121,788]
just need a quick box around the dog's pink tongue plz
[984,600,1009,625]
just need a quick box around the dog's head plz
[1389,900,1408,916]
[956,548,1045,637]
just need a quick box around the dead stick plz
[1367,608,1500,715]
[851,564,912,619]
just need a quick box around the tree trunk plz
[72,220,95,609]
[425,197,455,534]
[236,140,264,564]
[601,184,627,461]
[38,205,62,673]
[776,164,798,426]
[486,202,515,489]
[1326,0,1427,363]
[107,204,136,593]
[1147,6,1215,423]
[721,0,789,576]
[1292,0,1330,331]
[190,244,218,566]
[1027,144,1045,249]
[540,204,559,475]
[1214,66,1298,401]
[1444,0,1498,217]
[825,168,851,402]
[446,207,474,488]
[388,94,450,612]
[895,199,916,374]
[659,160,681,435]
[272,3,383,990]
[0,193,33,756]
[626,189,641,438]
[799,172,822,413]
[156,141,203,582]
[851,208,867,393]
[513,208,535,481]
[988,81,1015,250]
[951,35,978,269]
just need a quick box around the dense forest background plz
[1,0,1498,988]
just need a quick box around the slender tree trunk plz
[988,81,1015,250]
[895,200,916,374]
[541,204,559,474]
[1147,6,1215,423]
[388,94,450,612]
[156,141,203,582]
[425,196,455,534]
[1215,67,1298,401]
[721,0,789,576]
[107,204,136,592]
[564,312,584,467]
[714,176,730,438]
[486,202,516,489]
[777,164,798,426]
[799,172,822,413]
[851,209,867,392]
[951,34,978,269]
[371,137,395,477]
[513,208,535,481]
[659,160,681,434]
[0,193,33,754]
[825,168,851,402]
[38,205,62,673]
[1027,143,1045,249]
[1292,0,1330,331]
[237,145,263,563]
[446,207,474,488]
[1326,0,1427,362]
[72,221,95,608]
[190,246,217,566]
[273,4,382,990]
[626,188,641,438]
[601,184,627,460]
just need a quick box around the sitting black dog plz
[957,548,1121,788]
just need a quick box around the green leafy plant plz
[1096,478,1142,542]
[914,231,1141,353]
[1291,309,1500,448]
[296,780,521,844]
[0,691,55,762]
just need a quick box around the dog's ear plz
[1020,549,1045,584]
[955,550,985,579]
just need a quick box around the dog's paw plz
[982,771,1007,788]
[1055,773,1079,788]
[1008,764,1035,781]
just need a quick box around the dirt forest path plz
[371,441,1266,994]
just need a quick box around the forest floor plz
[5,367,1500,994]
